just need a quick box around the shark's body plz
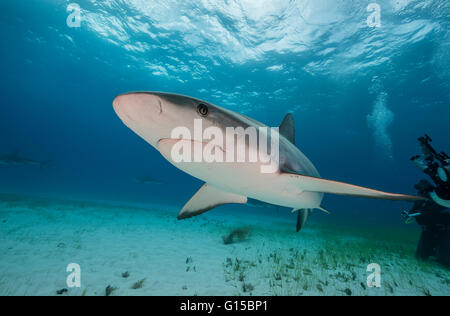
[113,92,423,231]
[0,150,47,168]
[247,198,282,209]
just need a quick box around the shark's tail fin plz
[282,173,426,201]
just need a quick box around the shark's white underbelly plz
[158,144,323,209]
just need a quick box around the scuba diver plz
[402,135,450,267]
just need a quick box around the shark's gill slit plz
[158,99,163,115]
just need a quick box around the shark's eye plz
[197,104,209,117]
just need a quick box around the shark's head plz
[113,92,248,148]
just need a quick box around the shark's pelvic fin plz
[279,113,295,144]
[178,183,247,220]
[317,206,331,214]
[293,206,330,214]
[295,209,310,232]
[281,172,426,201]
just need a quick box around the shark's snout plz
[113,92,164,124]
[112,95,122,113]
[113,92,174,148]
[113,94,135,123]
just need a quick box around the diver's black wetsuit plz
[409,183,450,267]
[407,135,450,268]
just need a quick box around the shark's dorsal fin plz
[178,183,247,220]
[279,113,295,144]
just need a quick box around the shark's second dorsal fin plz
[295,209,311,232]
[178,183,247,220]
[279,113,295,144]
[292,207,329,232]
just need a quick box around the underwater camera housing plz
[412,135,450,200]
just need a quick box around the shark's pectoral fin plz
[282,173,426,201]
[295,209,311,232]
[178,183,247,220]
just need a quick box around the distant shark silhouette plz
[0,150,48,168]
[134,176,164,185]
[113,92,425,232]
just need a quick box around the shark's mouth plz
[157,138,226,153]
[157,138,227,164]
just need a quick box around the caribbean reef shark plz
[0,150,48,168]
[113,92,424,232]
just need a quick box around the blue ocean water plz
[0,0,449,225]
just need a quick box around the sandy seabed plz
[0,194,448,296]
